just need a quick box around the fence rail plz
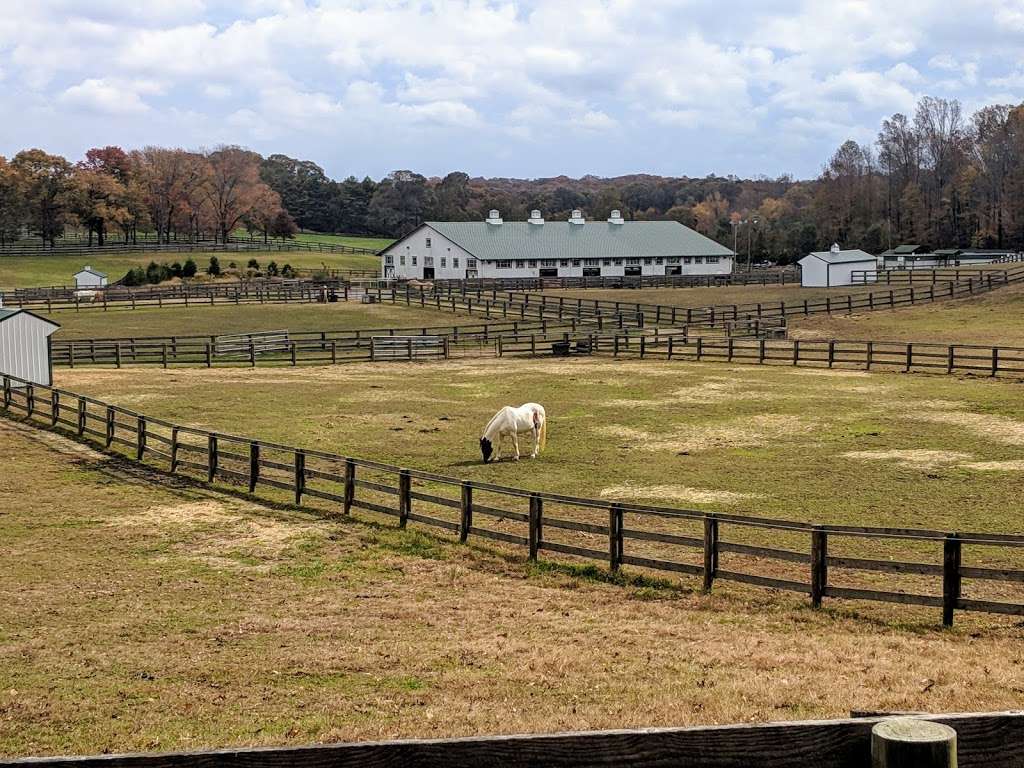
[0,237,379,257]
[3,372,1021,627]
[432,269,801,291]
[2,711,1022,767]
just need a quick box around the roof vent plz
[568,209,585,225]
[528,210,544,225]
[84,265,92,271]
[486,209,502,225]
[830,243,840,254]
[607,210,625,225]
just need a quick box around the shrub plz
[247,258,260,271]
[266,260,279,276]
[281,263,295,278]
[121,267,146,286]
[145,261,170,284]
[182,258,197,278]
[169,262,183,278]
[207,256,221,276]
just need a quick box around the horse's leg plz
[512,431,520,461]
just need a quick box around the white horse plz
[480,403,547,463]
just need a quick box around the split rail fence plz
[3,373,1023,628]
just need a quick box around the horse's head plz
[479,437,493,463]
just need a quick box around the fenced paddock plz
[3,372,1023,628]
[2,711,1022,768]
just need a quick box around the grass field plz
[291,231,394,251]
[790,281,1024,347]
[3,411,1024,758]
[543,284,878,309]
[57,357,1024,534]
[0,242,384,289]
[45,302,475,339]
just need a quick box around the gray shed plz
[0,308,61,386]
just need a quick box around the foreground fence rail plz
[3,373,1022,627]
[2,711,1022,767]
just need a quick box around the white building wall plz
[74,270,107,288]
[798,258,829,287]
[381,228,473,280]
[800,257,875,287]
[0,313,57,386]
[826,261,874,286]
[477,256,733,279]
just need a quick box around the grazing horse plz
[480,403,547,463]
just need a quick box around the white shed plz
[74,266,108,288]
[798,246,876,287]
[0,308,61,386]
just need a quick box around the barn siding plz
[0,313,58,386]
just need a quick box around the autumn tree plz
[203,146,270,243]
[12,149,75,246]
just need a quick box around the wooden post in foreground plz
[343,459,355,514]
[703,514,718,591]
[398,469,411,528]
[528,493,543,560]
[871,718,957,767]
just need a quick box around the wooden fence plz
[0,237,378,258]
[597,333,1024,378]
[851,267,1019,285]
[433,269,801,291]
[3,373,1022,628]
[3,712,1023,767]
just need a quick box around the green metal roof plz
[891,244,925,254]
[421,221,735,261]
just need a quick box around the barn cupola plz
[485,209,503,225]
[568,209,585,225]
[527,209,544,225]
[607,209,625,224]
[830,243,841,254]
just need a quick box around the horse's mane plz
[482,407,506,438]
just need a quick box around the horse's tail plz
[538,413,547,451]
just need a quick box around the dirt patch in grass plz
[908,409,1024,446]
[842,449,974,470]
[597,414,817,454]
[960,460,1024,471]
[600,483,765,504]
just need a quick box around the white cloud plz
[58,78,153,115]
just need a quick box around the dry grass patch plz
[907,409,1024,446]
[842,449,974,470]
[597,414,817,454]
[599,483,765,504]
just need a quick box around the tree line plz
[0,145,298,247]
[3,96,1023,262]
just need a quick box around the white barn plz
[0,308,61,386]
[380,210,735,280]
[798,245,876,287]
[74,266,108,289]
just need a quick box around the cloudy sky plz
[1,0,1022,180]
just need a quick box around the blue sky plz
[1,0,1022,180]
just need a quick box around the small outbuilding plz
[0,308,61,386]
[798,245,876,287]
[74,266,108,289]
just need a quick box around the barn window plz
[643,258,653,265]
[559,260,570,267]
[425,237,432,248]
[683,257,692,264]
[412,256,417,266]
[453,257,460,268]
[694,257,704,264]
[706,256,719,263]
[440,257,447,268]
[496,260,512,269]
[384,255,394,265]
[626,258,640,265]
[655,257,663,265]
[467,258,477,267]
[541,259,557,267]
[572,259,581,266]
[584,259,599,266]
[399,255,406,266]
[515,260,526,269]
[666,257,680,264]
[613,259,623,266]
[425,256,434,267]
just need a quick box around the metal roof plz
[0,308,61,328]
[889,244,926,254]
[416,220,735,261]
[800,249,876,265]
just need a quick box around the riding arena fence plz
[2,372,1022,629]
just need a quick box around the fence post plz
[291,342,297,366]
[294,450,305,504]
[991,347,999,377]
[26,383,34,417]
[136,416,146,460]
[115,343,122,369]
[609,503,624,572]
[77,396,86,435]
[702,515,718,591]
[942,534,961,628]
[249,341,256,367]
[460,482,473,543]
[871,718,957,768]
[207,434,218,482]
[529,493,543,560]
[827,340,835,368]
[162,344,168,369]
[947,345,954,374]
[170,427,179,472]
[906,343,913,372]
[105,406,115,447]
[50,390,59,426]
[811,526,827,608]
[344,458,356,514]
[399,469,411,528]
